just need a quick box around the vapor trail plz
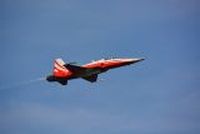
[0,77,45,91]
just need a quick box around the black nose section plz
[137,58,145,62]
[125,58,144,66]
[130,58,145,64]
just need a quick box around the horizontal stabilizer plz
[82,74,98,83]
[58,79,68,85]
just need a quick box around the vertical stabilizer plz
[53,58,67,77]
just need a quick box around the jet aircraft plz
[46,58,144,85]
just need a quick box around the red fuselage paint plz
[46,58,144,85]
[55,58,142,78]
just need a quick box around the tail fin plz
[53,58,67,77]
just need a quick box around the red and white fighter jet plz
[46,57,144,85]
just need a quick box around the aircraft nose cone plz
[135,58,145,62]
[126,58,145,64]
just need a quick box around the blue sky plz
[0,0,200,134]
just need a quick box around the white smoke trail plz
[0,77,46,91]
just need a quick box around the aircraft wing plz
[64,64,99,82]
[64,63,86,72]
[82,74,98,83]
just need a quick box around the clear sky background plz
[0,0,200,134]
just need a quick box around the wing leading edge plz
[64,64,86,72]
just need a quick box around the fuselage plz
[46,58,144,85]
